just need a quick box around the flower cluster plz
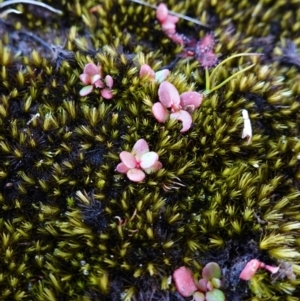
[195,33,218,68]
[173,263,225,301]
[79,62,113,99]
[152,81,203,132]
[116,139,162,182]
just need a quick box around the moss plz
[0,0,300,300]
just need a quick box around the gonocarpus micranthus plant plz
[152,81,203,132]
[116,139,162,182]
[79,62,114,99]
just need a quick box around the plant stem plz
[0,0,63,15]
[129,0,210,28]
[205,68,210,91]
[208,64,255,94]
[209,53,261,83]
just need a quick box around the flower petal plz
[132,139,149,160]
[180,91,203,110]
[152,102,169,123]
[116,162,129,174]
[79,85,94,96]
[158,81,180,109]
[105,75,114,89]
[79,74,91,85]
[140,64,155,80]
[144,160,163,174]
[155,69,170,83]
[94,79,105,88]
[101,88,113,99]
[91,74,101,84]
[170,110,192,132]
[119,151,137,169]
[140,152,159,169]
[127,168,145,182]
[83,62,99,76]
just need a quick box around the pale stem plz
[205,67,210,91]
[208,64,255,94]
[209,53,261,83]
[0,0,63,15]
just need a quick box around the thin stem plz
[129,0,210,28]
[0,0,63,15]
[0,8,21,18]
[209,53,261,83]
[207,64,255,94]
[205,67,210,91]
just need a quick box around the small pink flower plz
[79,62,114,99]
[116,139,162,182]
[239,259,279,281]
[173,266,198,297]
[139,64,170,83]
[79,62,104,96]
[152,81,203,132]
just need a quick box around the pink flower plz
[116,139,162,182]
[173,266,198,297]
[79,62,114,99]
[152,81,203,132]
[139,64,170,83]
[239,259,279,281]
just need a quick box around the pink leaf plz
[140,64,155,80]
[180,92,203,111]
[193,291,205,301]
[173,266,197,297]
[116,162,129,174]
[140,152,159,169]
[79,85,94,96]
[120,151,137,169]
[196,278,208,292]
[161,21,177,34]
[156,3,168,23]
[101,88,113,99]
[262,264,280,274]
[202,262,221,281]
[167,14,179,24]
[83,62,99,76]
[170,110,192,132]
[144,160,163,174]
[127,168,145,182]
[132,139,149,160]
[239,259,261,281]
[105,75,114,89]
[152,102,169,123]
[155,69,170,83]
[158,81,181,109]
[79,74,91,85]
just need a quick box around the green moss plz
[0,0,300,300]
